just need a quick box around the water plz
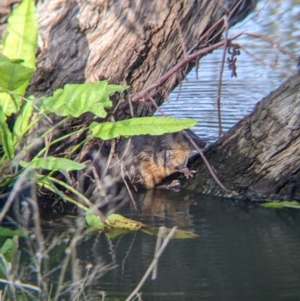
[158,0,300,142]
[77,191,300,301]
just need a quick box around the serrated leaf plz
[260,201,300,209]
[90,117,197,140]
[2,0,38,70]
[20,156,86,171]
[13,100,33,142]
[0,108,14,159]
[41,82,112,117]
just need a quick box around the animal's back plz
[116,130,206,189]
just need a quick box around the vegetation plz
[0,1,198,299]
[0,0,195,209]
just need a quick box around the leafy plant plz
[0,0,37,117]
[0,0,197,234]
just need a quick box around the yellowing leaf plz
[105,214,144,230]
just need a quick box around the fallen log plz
[185,73,300,201]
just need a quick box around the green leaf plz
[0,54,35,116]
[0,238,13,254]
[2,0,38,70]
[13,100,33,142]
[0,238,14,262]
[86,212,104,230]
[90,117,197,140]
[41,82,113,117]
[0,108,14,159]
[20,156,86,171]
[0,226,25,237]
[106,84,129,95]
[260,201,300,209]
[0,237,20,263]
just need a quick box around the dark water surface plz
[78,191,300,301]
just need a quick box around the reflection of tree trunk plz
[185,73,300,201]
[28,0,257,120]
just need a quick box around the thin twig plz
[0,168,35,223]
[102,139,116,176]
[216,17,229,137]
[148,96,168,116]
[182,130,235,194]
[129,32,243,105]
[125,226,177,301]
[121,163,137,212]
[0,279,41,293]
[246,33,299,61]
[152,227,166,280]
[241,46,295,73]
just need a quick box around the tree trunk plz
[185,73,300,201]
[28,0,257,120]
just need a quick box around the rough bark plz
[27,0,257,120]
[185,73,300,201]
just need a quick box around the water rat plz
[115,129,206,189]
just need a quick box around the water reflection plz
[87,192,300,301]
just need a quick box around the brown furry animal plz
[115,130,206,189]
